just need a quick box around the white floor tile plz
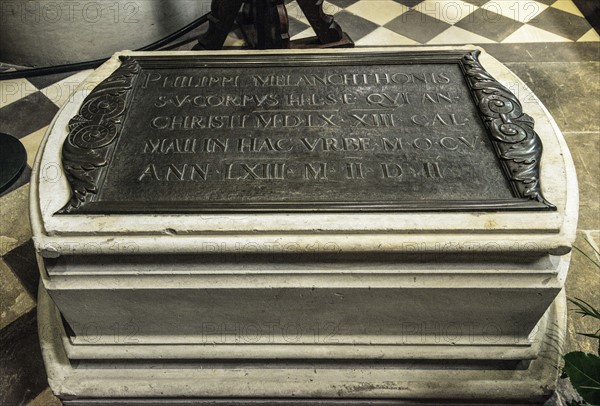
[355,26,420,46]
[322,1,345,16]
[502,24,572,43]
[551,0,584,17]
[291,27,317,41]
[427,25,497,44]
[0,79,38,109]
[40,70,92,108]
[20,126,48,168]
[414,0,479,24]
[577,28,600,42]
[346,1,409,25]
[481,0,548,23]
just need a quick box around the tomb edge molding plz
[58,56,140,213]
[461,50,554,209]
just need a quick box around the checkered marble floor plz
[0,1,598,404]
[284,0,600,45]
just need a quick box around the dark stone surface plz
[324,0,360,8]
[529,7,594,42]
[25,71,77,90]
[481,43,599,63]
[4,239,40,297]
[0,133,27,195]
[0,92,58,139]
[0,165,32,197]
[573,0,600,34]
[58,52,553,214]
[101,62,511,208]
[384,10,451,43]
[330,11,379,41]
[454,8,524,42]
[564,133,600,230]
[0,310,49,406]
[61,399,536,405]
[506,62,600,133]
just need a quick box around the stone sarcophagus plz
[31,47,578,404]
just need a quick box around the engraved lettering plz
[451,114,468,126]
[413,138,433,150]
[459,136,478,150]
[381,163,403,178]
[351,114,369,127]
[424,162,443,178]
[166,164,186,181]
[138,164,160,181]
[383,138,403,152]
[144,139,160,153]
[191,164,209,180]
[304,163,328,180]
[320,114,339,127]
[439,137,458,151]
[237,138,291,153]
[346,163,364,179]
[142,73,161,89]
[61,54,542,215]
[225,163,287,180]
[422,92,453,104]
[367,92,410,107]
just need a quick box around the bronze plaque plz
[58,51,554,213]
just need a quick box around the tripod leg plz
[258,0,290,49]
[295,0,343,44]
[194,0,245,50]
[238,0,290,49]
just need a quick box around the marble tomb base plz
[31,47,578,404]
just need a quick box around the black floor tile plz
[529,6,593,41]
[391,0,424,8]
[331,11,381,42]
[3,240,40,297]
[573,0,600,34]
[0,310,49,406]
[325,0,360,8]
[26,71,78,90]
[455,7,524,42]
[384,9,451,43]
[288,15,311,37]
[0,91,58,139]
[462,0,489,5]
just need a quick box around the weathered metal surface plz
[58,51,554,214]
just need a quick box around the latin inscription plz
[96,63,514,206]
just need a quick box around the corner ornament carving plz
[59,56,140,213]
[462,50,555,209]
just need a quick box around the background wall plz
[0,0,212,66]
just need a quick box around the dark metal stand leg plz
[292,0,354,48]
[296,0,342,43]
[195,0,353,50]
[193,0,245,50]
[239,0,290,49]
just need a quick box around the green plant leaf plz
[563,351,600,405]
[584,238,600,258]
[573,244,600,269]
[569,298,600,321]
[578,332,600,340]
